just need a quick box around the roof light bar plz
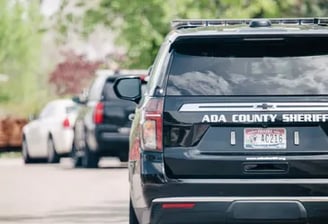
[171,18,328,30]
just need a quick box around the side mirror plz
[72,96,81,104]
[72,93,87,105]
[28,114,38,121]
[113,77,142,103]
[72,96,85,104]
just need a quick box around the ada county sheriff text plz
[201,114,328,123]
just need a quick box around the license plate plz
[244,128,286,149]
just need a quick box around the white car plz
[22,99,78,163]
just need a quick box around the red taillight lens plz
[62,117,70,128]
[141,98,163,151]
[93,102,104,124]
[162,203,195,209]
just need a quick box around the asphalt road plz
[0,158,129,224]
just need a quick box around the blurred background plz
[0,0,327,117]
[0,1,327,223]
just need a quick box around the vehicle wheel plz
[47,137,60,163]
[22,138,34,164]
[71,143,82,168]
[129,199,139,224]
[119,152,129,162]
[82,143,99,168]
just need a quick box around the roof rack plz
[171,18,328,30]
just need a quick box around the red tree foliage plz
[49,51,102,96]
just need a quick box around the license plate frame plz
[244,128,287,150]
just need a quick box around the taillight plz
[62,117,70,128]
[141,98,163,151]
[162,203,195,209]
[93,102,104,124]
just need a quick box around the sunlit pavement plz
[0,158,129,224]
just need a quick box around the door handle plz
[243,162,289,173]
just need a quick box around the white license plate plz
[244,128,286,149]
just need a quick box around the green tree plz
[0,0,44,115]
[64,0,328,68]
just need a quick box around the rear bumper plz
[150,196,328,224]
[54,129,74,154]
[99,132,129,142]
[131,152,328,224]
[96,131,129,157]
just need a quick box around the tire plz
[129,199,139,224]
[119,152,129,162]
[22,138,34,164]
[81,142,99,168]
[71,143,82,168]
[47,137,60,163]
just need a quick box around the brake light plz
[62,117,70,128]
[162,203,195,209]
[93,102,104,124]
[141,98,163,151]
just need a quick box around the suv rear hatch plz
[163,35,328,179]
[101,80,136,132]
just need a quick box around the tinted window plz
[88,77,104,101]
[166,37,328,96]
[66,105,78,114]
[39,103,56,118]
[103,81,117,100]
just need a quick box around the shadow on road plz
[59,158,128,170]
[0,201,128,223]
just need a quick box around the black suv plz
[114,18,328,224]
[72,69,147,168]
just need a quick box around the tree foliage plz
[0,1,40,73]
[0,0,43,115]
[48,51,101,96]
[58,0,328,69]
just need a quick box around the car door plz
[50,102,77,154]
[74,77,105,151]
[28,103,54,157]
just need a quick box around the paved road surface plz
[0,158,129,224]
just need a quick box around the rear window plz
[166,36,328,96]
[66,105,78,114]
[103,81,117,100]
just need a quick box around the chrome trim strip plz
[177,178,328,184]
[145,114,162,118]
[179,102,328,112]
[153,196,328,203]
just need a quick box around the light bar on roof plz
[171,17,328,30]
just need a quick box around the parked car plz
[71,69,147,168]
[22,99,78,163]
[114,18,328,224]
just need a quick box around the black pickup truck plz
[72,69,147,168]
[114,18,328,224]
